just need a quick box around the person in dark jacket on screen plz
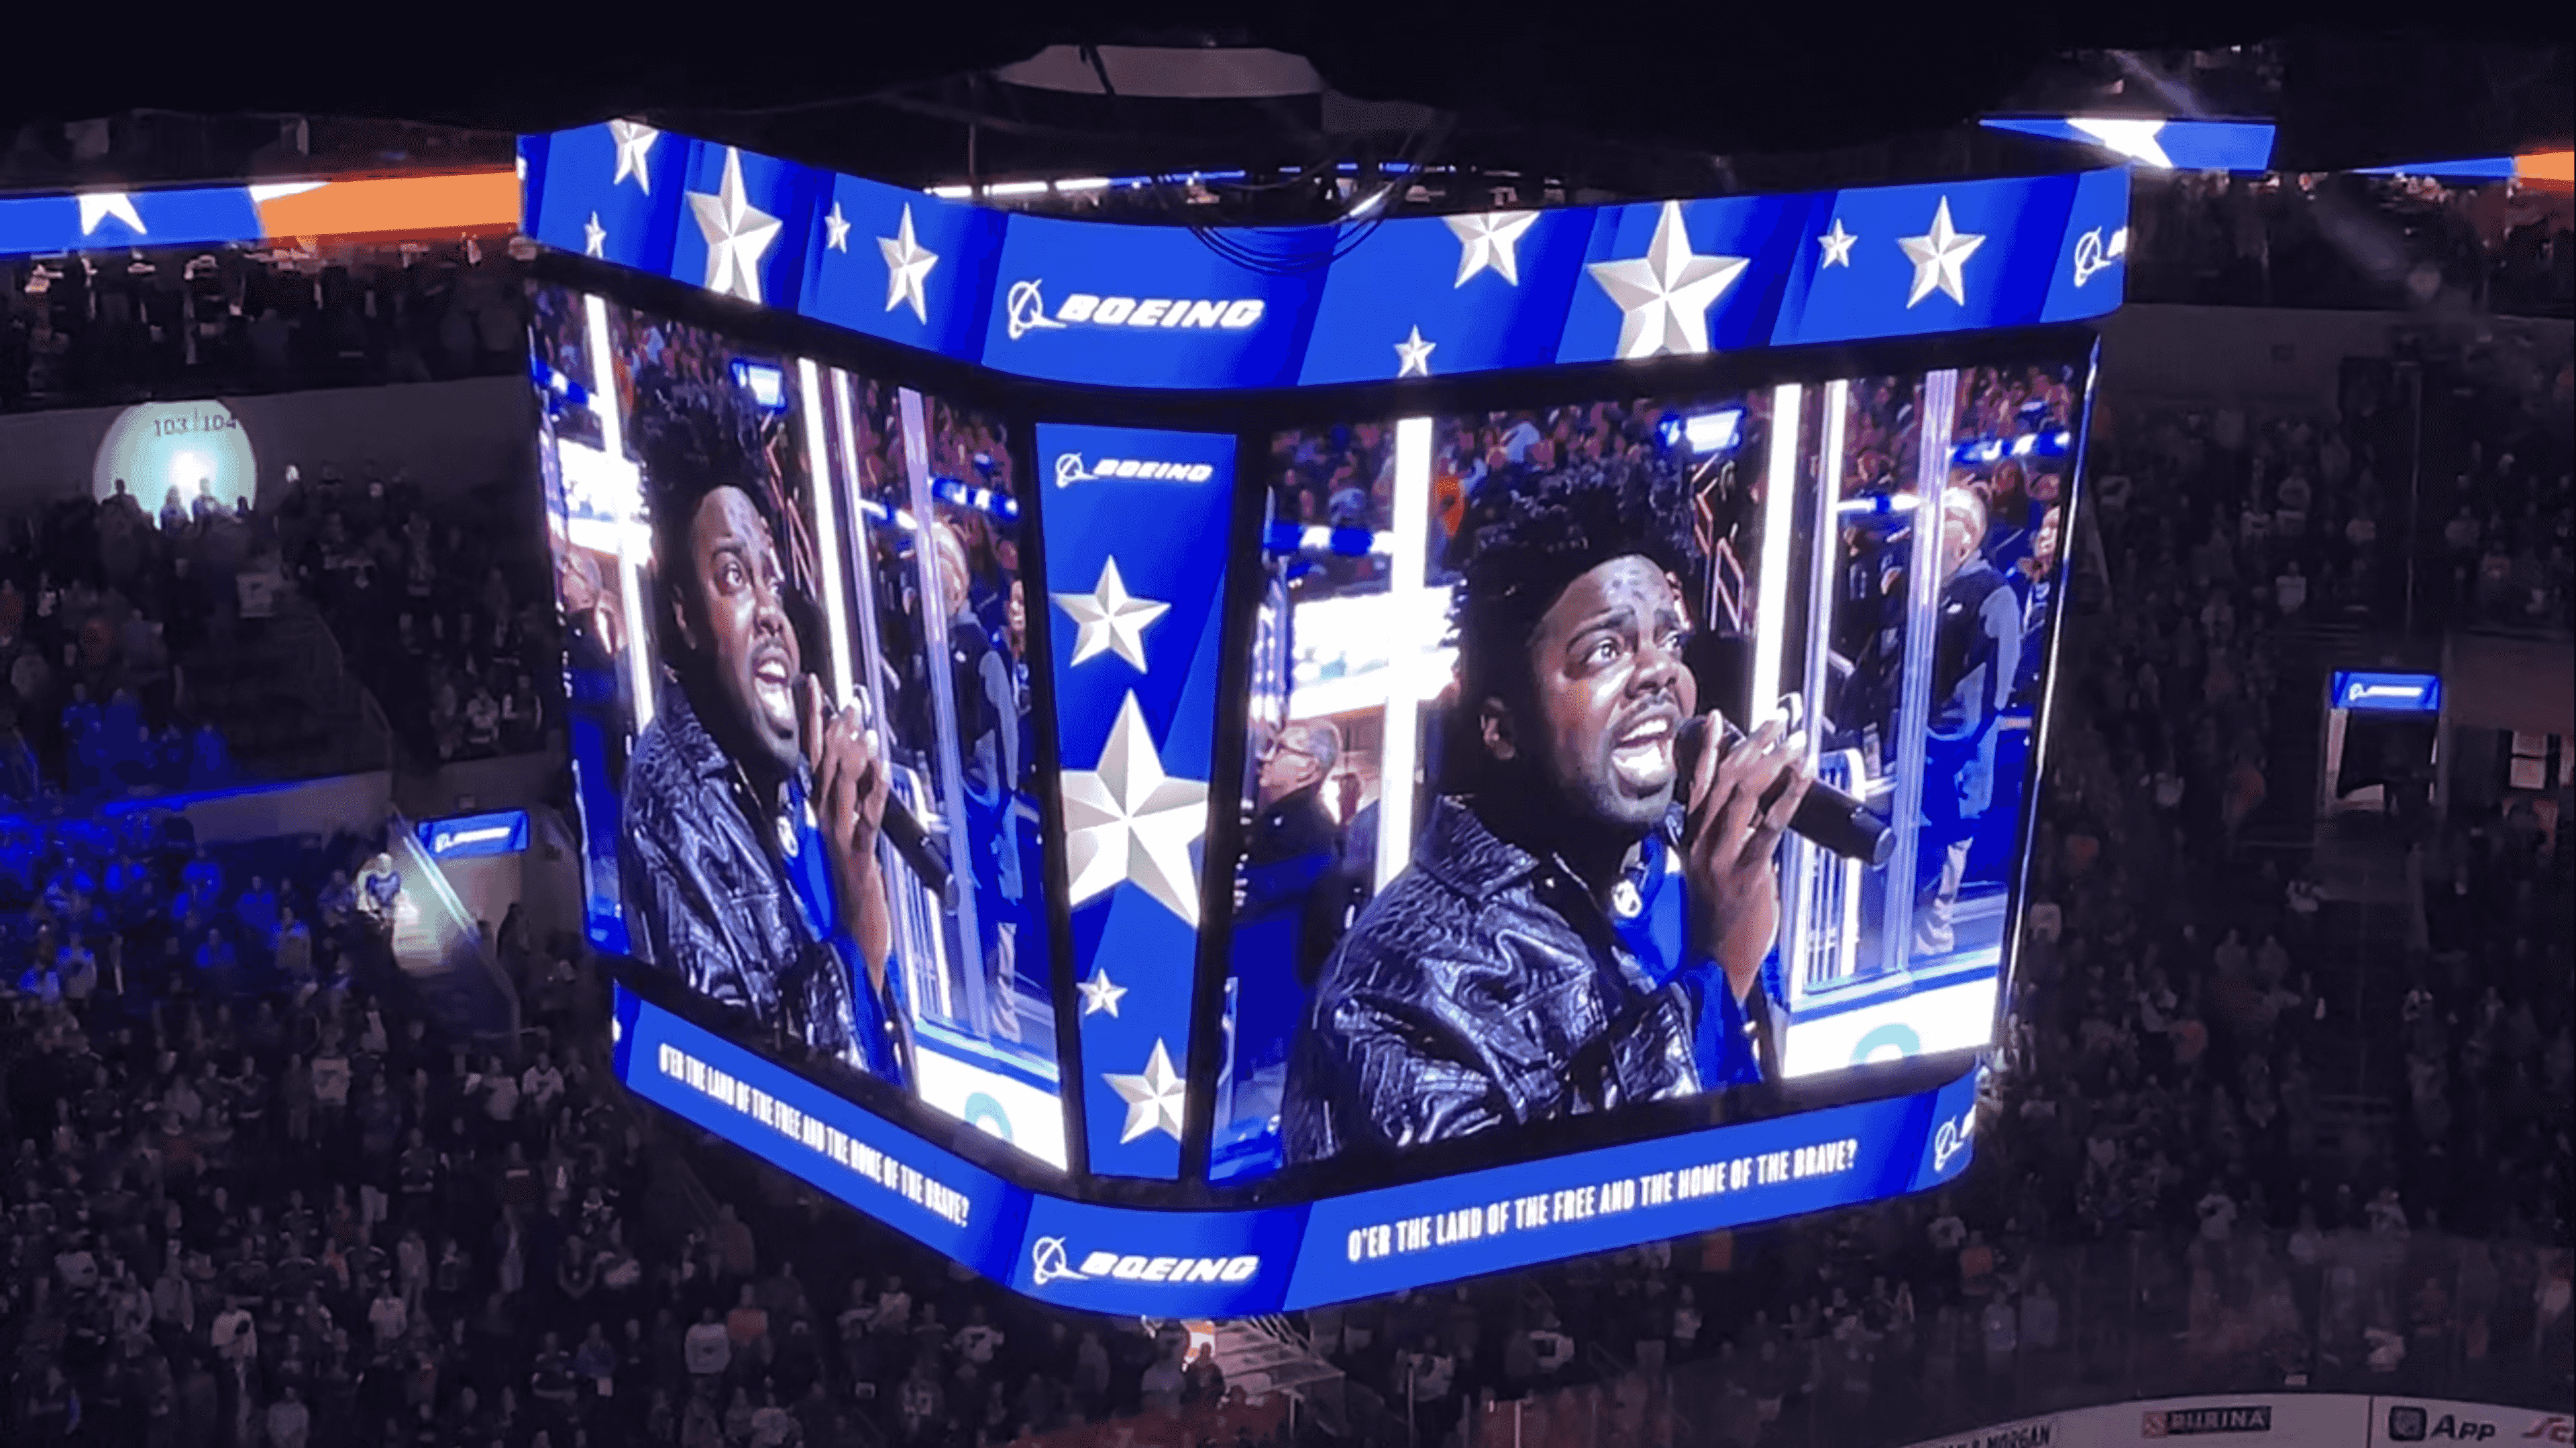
[1281,455,1813,1164]
[618,395,910,1087]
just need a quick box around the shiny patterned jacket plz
[1281,795,1769,1164]
[620,685,890,1074]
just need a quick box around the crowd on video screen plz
[1212,369,2084,1182]
[533,286,1059,1154]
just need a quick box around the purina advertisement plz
[1902,1396,2575,1448]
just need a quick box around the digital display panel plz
[616,983,1982,1317]
[1213,359,2083,1184]
[2332,669,2441,714]
[533,280,1068,1167]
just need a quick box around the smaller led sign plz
[2333,670,2441,714]
[417,810,531,860]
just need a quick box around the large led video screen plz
[531,281,1067,1168]
[1212,361,2081,1183]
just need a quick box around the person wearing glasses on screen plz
[1280,455,1813,1165]
[619,396,910,1089]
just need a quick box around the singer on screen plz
[619,396,912,1089]
[1281,455,1812,1164]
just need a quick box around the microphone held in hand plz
[1675,715,1894,867]
[824,681,956,906]
[875,790,956,907]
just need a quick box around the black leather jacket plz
[620,685,908,1083]
[1280,795,1703,1164]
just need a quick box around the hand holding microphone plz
[802,677,956,909]
[1674,706,1895,868]
[1679,708,1813,1003]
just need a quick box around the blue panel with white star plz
[1980,116,2277,173]
[1557,196,1811,366]
[666,142,823,315]
[523,121,688,278]
[1768,175,2078,348]
[800,175,1003,361]
[1296,209,1594,384]
[1032,423,1239,1179]
[515,124,2137,380]
[0,185,261,256]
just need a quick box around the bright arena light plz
[93,398,258,520]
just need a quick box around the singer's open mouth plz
[1609,710,1680,792]
[752,651,795,720]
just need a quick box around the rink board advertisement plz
[1898,1396,2576,1448]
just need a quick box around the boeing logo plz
[2349,681,2430,704]
[1053,452,1218,488]
[2072,226,2129,288]
[1028,1236,1260,1288]
[1028,1237,1087,1287]
[1933,1107,1977,1174]
[1005,278,1265,340]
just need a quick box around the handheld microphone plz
[826,683,957,906]
[1674,715,1894,867]
[875,787,957,907]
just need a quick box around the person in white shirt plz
[1408,1337,1454,1402]
[211,1300,258,1365]
[483,1064,521,1127]
[521,1052,566,1115]
[874,1277,912,1335]
[684,1307,733,1382]
[951,1306,1003,1367]
[368,1284,409,1345]
[2273,561,2308,614]
[1672,1285,1705,1360]
[265,1386,311,1448]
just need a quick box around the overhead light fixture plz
[985,180,1049,198]
[926,184,975,199]
[1054,177,1112,193]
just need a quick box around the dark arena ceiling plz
[3,9,2568,201]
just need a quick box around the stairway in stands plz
[2304,848,2414,1152]
[184,596,392,783]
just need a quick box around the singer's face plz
[683,486,802,777]
[1515,555,1697,836]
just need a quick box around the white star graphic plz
[1585,200,1749,360]
[1394,325,1436,378]
[686,147,783,304]
[582,211,607,258]
[878,204,938,324]
[1817,218,1858,269]
[1444,209,1539,287]
[608,119,659,194]
[1059,693,1209,925]
[1052,557,1168,671]
[1102,1039,1187,1145]
[824,200,852,254]
[76,193,147,237]
[1897,197,1987,309]
[1077,967,1128,1019]
[2068,117,2174,170]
